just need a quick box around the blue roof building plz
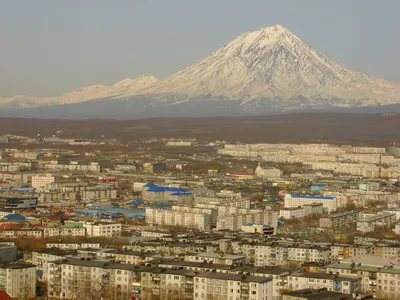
[4,214,27,221]
[142,183,193,202]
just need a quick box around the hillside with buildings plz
[0,130,399,299]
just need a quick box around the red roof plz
[0,224,21,230]
[42,215,64,221]
[0,290,13,299]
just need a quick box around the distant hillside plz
[0,113,399,146]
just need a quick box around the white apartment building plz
[216,211,278,232]
[46,243,101,250]
[252,244,330,267]
[0,264,36,299]
[31,174,55,191]
[145,208,211,231]
[32,249,74,281]
[140,268,196,300]
[279,207,306,219]
[376,268,400,298]
[83,222,122,237]
[47,258,143,300]
[348,147,386,154]
[284,194,347,213]
[43,227,86,238]
[172,205,217,224]
[194,273,272,300]
[287,246,330,263]
[13,151,39,160]
[44,161,101,172]
[140,231,172,238]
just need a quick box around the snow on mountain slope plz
[1,25,399,110]
[113,74,159,91]
[0,75,159,108]
[143,25,399,106]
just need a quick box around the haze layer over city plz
[0,1,399,300]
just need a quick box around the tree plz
[16,237,46,252]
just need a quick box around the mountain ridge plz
[1,25,399,113]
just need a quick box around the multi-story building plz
[0,228,44,239]
[44,161,101,172]
[326,256,400,294]
[282,289,352,300]
[142,183,193,203]
[43,227,86,238]
[319,211,362,230]
[0,195,38,210]
[77,248,146,265]
[47,258,147,299]
[145,208,211,231]
[284,194,347,213]
[255,164,283,179]
[83,222,122,237]
[0,263,36,299]
[143,162,167,173]
[46,243,101,250]
[280,207,307,219]
[31,174,55,191]
[287,246,331,264]
[140,268,196,300]
[286,272,361,296]
[193,273,273,300]
[0,245,17,262]
[241,242,331,267]
[356,213,396,232]
[216,210,278,232]
[172,205,217,225]
[32,249,77,281]
[376,267,400,298]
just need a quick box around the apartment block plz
[47,258,147,299]
[282,289,352,300]
[284,194,347,213]
[216,211,278,232]
[356,213,396,232]
[145,208,211,231]
[83,222,122,237]
[286,272,361,295]
[140,268,196,300]
[193,273,273,300]
[319,211,362,230]
[31,174,55,191]
[0,263,36,299]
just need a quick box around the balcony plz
[368,279,377,286]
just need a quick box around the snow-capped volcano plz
[145,24,399,107]
[1,25,399,112]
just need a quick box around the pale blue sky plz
[1,0,399,97]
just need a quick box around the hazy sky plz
[1,0,399,97]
